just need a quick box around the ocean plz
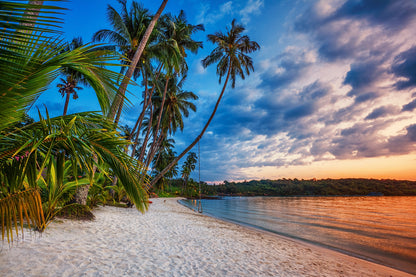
[180,196,416,275]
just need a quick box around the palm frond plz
[0,188,45,244]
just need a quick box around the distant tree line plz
[208,178,416,196]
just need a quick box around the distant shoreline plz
[207,178,416,197]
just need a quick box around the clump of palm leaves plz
[0,110,150,241]
[0,0,155,244]
[87,172,110,208]
[37,152,89,228]
[0,153,44,243]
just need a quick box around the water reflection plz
[181,196,416,275]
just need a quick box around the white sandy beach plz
[0,198,413,277]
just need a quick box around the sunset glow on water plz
[182,196,416,275]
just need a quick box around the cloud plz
[239,0,264,24]
[196,1,233,25]
[365,105,400,120]
[31,100,63,118]
[402,98,416,112]
[392,46,416,90]
[180,0,416,181]
[335,0,416,31]
[295,0,416,61]
[354,92,378,103]
[344,61,384,92]
[329,120,396,158]
[387,124,416,154]
[196,0,264,27]
[284,103,315,120]
[259,48,313,89]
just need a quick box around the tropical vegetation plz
[211,178,416,196]
[0,0,150,243]
[0,0,260,244]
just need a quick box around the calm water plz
[181,196,416,275]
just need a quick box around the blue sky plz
[31,0,416,182]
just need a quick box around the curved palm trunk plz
[63,92,70,116]
[145,131,165,169]
[147,75,169,159]
[130,90,153,159]
[154,76,169,137]
[129,70,149,141]
[151,65,232,186]
[131,131,141,158]
[130,76,158,158]
[114,101,124,125]
[130,64,162,141]
[108,0,169,121]
[138,104,154,162]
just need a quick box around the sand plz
[0,198,413,277]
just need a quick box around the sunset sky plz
[31,0,416,182]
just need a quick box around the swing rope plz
[197,140,203,213]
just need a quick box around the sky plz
[31,0,416,182]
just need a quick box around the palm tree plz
[152,137,176,170]
[151,137,177,191]
[107,0,169,121]
[93,1,152,71]
[0,1,59,131]
[142,74,198,168]
[156,75,198,135]
[151,19,260,186]
[161,10,204,71]
[57,76,81,116]
[57,37,88,116]
[0,1,149,243]
[93,0,156,124]
[152,9,204,128]
[181,152,197,194]
[141,13,203,167]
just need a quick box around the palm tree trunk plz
[138,104,153,162]
[151,65,232,186]
[114,100,124,125]
[184,177,189,196]
[63,92,70,116]
[73,184,90,205]
[130,64,163,157]
[143,75,169,165]
[130,116,144,158]
[130,88,153,158]
[146,131,165,169]
[107,0,169,121]
[153,75,169,143]
[129,70,149,140]
[74,155,97,205]
[131,131,141,158]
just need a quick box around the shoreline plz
[179,198,415,277]
[1,198,414,276]
[179,198,413,275]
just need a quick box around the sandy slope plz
[0,198,413,277]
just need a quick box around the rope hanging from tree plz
[197,140,202,213]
